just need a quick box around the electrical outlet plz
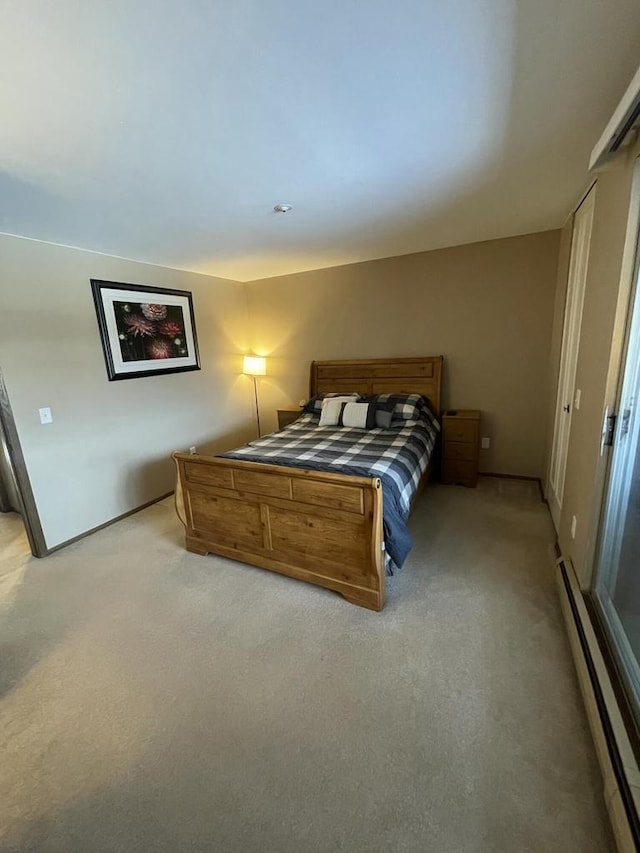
[39,407,53,424]
[481,437,490,449]
[189,446,197,455]
[571,515,577,539]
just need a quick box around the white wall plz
[0,234,254,548]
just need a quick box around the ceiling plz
[1,1,640,282]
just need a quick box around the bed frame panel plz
[173,455,385,609]
[173,356,443,611]
[311,356,443,416]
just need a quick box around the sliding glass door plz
[594,248,640,720]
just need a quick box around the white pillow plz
[319,396,357,426]
[341,401,372,429]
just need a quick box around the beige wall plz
[0,223,566,547]
[246,230,561,477]
[0,234,254,548]
[552,149,640,584]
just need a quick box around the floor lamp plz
[243,355,266,437]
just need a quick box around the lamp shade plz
[243,355,266,376]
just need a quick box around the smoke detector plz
[273,204,292,214]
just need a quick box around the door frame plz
[0,368,47,557]
[594,243,640,597]
[591,194,640,716]
[548,185,596,530]
[581,154,640,588]
[0,459,11,512]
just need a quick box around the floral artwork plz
[91,281,200,380]
[114,301,190,362]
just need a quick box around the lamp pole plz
[253,375,261,438]
[243,355,266,438]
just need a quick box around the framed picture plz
[91,280,200,381]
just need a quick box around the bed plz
[172,356,443,611]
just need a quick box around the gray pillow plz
[374,404,394,429]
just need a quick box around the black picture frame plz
[91,279,201,381]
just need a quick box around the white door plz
[549,186,596,530]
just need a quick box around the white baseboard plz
[556,557,640,852]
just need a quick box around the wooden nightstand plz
[441,410,480,487]
[277,406,302,429]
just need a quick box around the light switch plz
[39,407,53,424]
[575,389,582,410]
[481,437,490,449]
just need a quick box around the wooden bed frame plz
[173,356,443,611]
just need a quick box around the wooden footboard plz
[172,452,386,610]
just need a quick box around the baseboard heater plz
[556,558,640,852]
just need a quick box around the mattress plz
[220,405,439,570]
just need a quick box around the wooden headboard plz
[310,356,444,416]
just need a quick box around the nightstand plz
[441,410,480,487]
[277,406,302,429]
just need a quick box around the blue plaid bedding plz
[220,395,439,570]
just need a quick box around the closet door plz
[548,187,596,531]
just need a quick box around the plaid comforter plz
[221,403,439,570]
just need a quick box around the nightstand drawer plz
[442,459,477,487]
[442,419,477,443]
[444,441,477,461]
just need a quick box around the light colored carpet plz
[0,480,614,852]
